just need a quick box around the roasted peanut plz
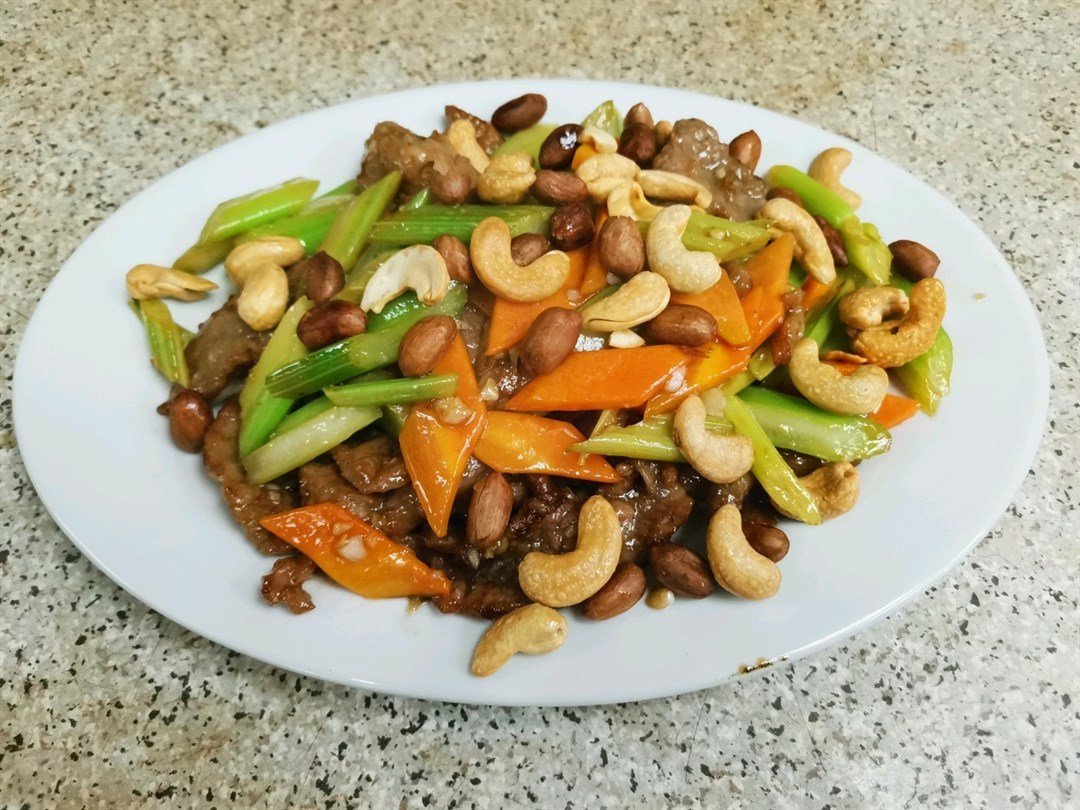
[397,315,457,377]
[549,202,595,251]
[624,102,654,129]
[538,124,583,170]
[889,239,940,281]
[168,388,212,453]
[237,262,289,331]
[303,251,346,303]
[618,123,658,165]
[597,215,646,279]
[814,216,848,267]
[224,236,304,286]
[520,307,581,376]
[432,234,473,285]
[296,300,367,350]
[769,288,805,366]
[582,563,646,620]
[531,169,588,206]
[491,93,547,132]
[511,233,551,266]
[649,543,715,598]
[467,472,513,549]
[729,130,762,171]
[655,120,673,146]
[766,186,804,207]
[645,303,717,346]
[743,522,789,563]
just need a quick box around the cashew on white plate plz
[808,147,862,210]
[470,603,568,677]
[788,337,888,415]
[518,495,622,607]
[125,264,218,302]
[673,393,755,483]
[760,197,836,284]
[706,504,781,600]
[852,278,947,367]
[580,271,671,332]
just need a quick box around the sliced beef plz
[298,460,424,539]
[331,436,409,494]
[203,399,294,555]
[261,555,316,613]
[652,118,767,221]
[357,121,478,204]
[601,461,695,562]
[505,476,584,555]
[185,298,269,402]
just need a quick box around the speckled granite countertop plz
[2,0,1077,806]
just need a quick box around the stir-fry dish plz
[127,93,951,676]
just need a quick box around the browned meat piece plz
[330,436,409,494]
[298,460,424,539]
[433,577,530,620]
[505,476,584,555]
[652,119,767,221]
[203,399,295,555]
[185,298,270,402]
[602,461,695,562]
[357,121,478,204]
[261,555,316,613]
[445,105,503,154]
[473,352,531,408]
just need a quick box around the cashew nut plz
[673,394,755,484]
[788,338,888,415]
[446,119,491,174]
[760,198,836,284]
[852,278,946,367]
[645,205,720,294]
[574,152,640,202]
[607,328,645,348]
[477,152,536,204]
[470,603,567,677]
[469,217,570,303]
[224,236,304,287]
[606,180,664,221]
[706,504,781,600]
[126,264,218,301]
[580,271,670,332]
[360,245,450,314]
[237,261,288,331]
[580,126,618,154]
[838,286,909,330]
[808,147,861,210]
[793,461,860,520]
[638,170,712,209]
[518,495,622,607]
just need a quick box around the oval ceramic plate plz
[13,80,1047,706]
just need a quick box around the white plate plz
[13,80,1048,706]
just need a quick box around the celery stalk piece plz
[198,178,319,244]
[265,283,468,398]
[319,178,359,198]
[380,403,409,437]
[319,171,401,272]
[244,402,380,484]
[725,394,822,525]
[132,299,191,387]
[766,165,890,285]
[492,124,557,165]
[367,205,554,245]
[173,239,234,274]
[237,298,314,456]
[402,188,432,211]
[270,396,335,439]
[237,195,352,254]
[573,389,887,464]
[324,374,458,407]
[722,371,757,397]
[581,101,623,138]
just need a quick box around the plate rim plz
[12,78,1050,706]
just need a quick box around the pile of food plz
[127,93,951,676]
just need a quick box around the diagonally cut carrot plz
[505,345,687,411]
[399,335,486,536]
[475,412,619,483]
